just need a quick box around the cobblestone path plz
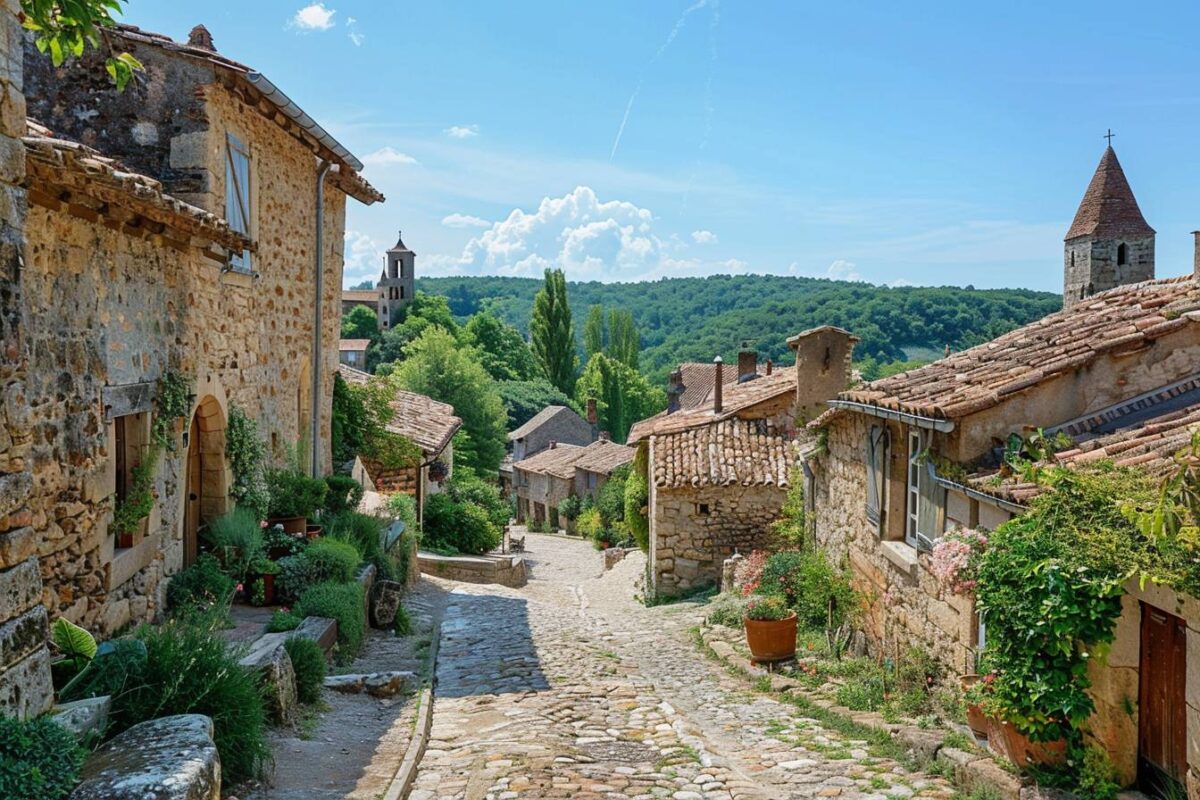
[411,533,954,800]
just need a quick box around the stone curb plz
[698,626,1030,800]
[381,619,441,800]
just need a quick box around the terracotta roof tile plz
[652,418,798,489]
[573,440,635,475]
[513,443,586,479]
[508,405,587,441]
[335,365,460,456]
[339,339,370,351]
[342,289,376,303]
[1065,146,1155,241]
[629,370,794,443]
[674,361,764,410]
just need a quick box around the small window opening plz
[696,503,710,515]
[1117,243,1128,266]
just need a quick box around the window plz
[1117,242,1128,266]
[400,286,405,300]
[865,424,888,532]
[225,133,252,272]
[112,411,151,547]
[905,429,945,551]
[906,431,921,547]
[696,503,711,516]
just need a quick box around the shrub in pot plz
[202,509,264,584]
[743,593,797,663]
[247,557,281,606]
[265,468,328,533]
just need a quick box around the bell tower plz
[377,230,416,329]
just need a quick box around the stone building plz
[512,438,633,529]
[501,402,595,495]
[338,338,370,369]
[340,366,461,526]
[627,327,858,598]
[339,231,417,331]
[13,24,382,646]
[665,350,768,413]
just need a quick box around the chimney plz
[765,358,773,376]
[713,356,724,413]
[1193,231,1200,280]
[737,346,758,383]
[187,24,216,51]
[549,440,557,450]
[586,398,597,425]
[666,369,684,414]
[598,431,611,441]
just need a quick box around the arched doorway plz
[183,396,229,567]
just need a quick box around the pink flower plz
[930,528,988,595]
[734,550,770,597]
[236,583,244,593]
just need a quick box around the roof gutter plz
[825,399,956,433]
[928,465,1026,515]
[246,72,364,172]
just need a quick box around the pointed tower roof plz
[387,230,414,255]
[1065,146,1155,241]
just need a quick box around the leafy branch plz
[21,0,143,89]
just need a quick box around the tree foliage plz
[341,304,379,341]
[21,0,142,89]
[496,378,580,431]
[392,328,507,478]
[607,308,639,369]
[530,268,577,395]
[583,304,606,360]
[367,292,459,372]
[575,353,665,443]
[464,311,540,382]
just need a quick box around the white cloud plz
[442,213,491,229]
[291,3,336,31]
[444,125,480,139]
[887,277,915,287]
[346,16,364,46]
[789,259,866,283]
[691,229,718,244]
[361,146,418,166]
[343,230,382,286]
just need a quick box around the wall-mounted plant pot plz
[305,524,323,540]
[985,717,1066,767]
[744,611,798,663]
[268,516,306,535]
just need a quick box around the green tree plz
[607,308,639,370]
[341,305,379,342]
[496,379,580,431]
[575,353,665,443]
[583,305,606,360]
[530,268,577,396]
[393,328,508,478]
[22,0,142,89]
[367,292,460,372]
[349,279,374,290]
[464,312,539,382]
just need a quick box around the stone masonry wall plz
[0,0,53,718]
[650,482,785,599]
[1064,236,1154,309]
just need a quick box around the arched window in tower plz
[400,286,405,300]
[1117,243,1128,266]
[1070,251,1075,268]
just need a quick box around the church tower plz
[1063,143,1155,309]
[377,231,416,329]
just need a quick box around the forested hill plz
[417,274,1061,383]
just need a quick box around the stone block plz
[52,695,111,741]
[0,523,35,568]
[324,673,364,693]
[0,645,53,719]
[896,726,943,761]
[238,632,296,725]
[0,557,42,623]
[364,670,413,698]
[291,615,337,660]
[0,603,47,667]
[369,579,403,629]
[70,714,220,800]
[959,756,1022,800]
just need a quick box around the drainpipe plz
[311,159,333,478]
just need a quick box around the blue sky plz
[130,1,1200,291]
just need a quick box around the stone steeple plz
[1063,145,1155,309]
[376,230,416,329]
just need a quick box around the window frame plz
[225,132,253,273]
[906,430,922,548]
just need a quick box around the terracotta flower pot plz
[269,516,306,535]
[744,611,798,663]
[260,573,276,606]
[958,674,989,737]
[985,717,1066,767]
[305,524,323,540]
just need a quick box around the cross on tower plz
[1104,129,1115,145]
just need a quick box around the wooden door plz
[1138,602,1188,794]
[184,414,201,568]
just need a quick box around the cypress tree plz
[530,268,578,396]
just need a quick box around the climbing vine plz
[226,406,269,519]
[151,370,192,450]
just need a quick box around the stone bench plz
[289,616,338,661]
[417,551,527,588]
[70,714,220,800]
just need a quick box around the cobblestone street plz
[411,533,954,800]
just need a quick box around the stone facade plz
[0,0,53,719]
[1064,235,1155,307]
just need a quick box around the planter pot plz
[269,516,306,535]
[744,611,798,663]
[985,717,1066,767]
[959,674,989,737]
[305,524,323,540]
[116,532,136,549]
[256,573,276,606]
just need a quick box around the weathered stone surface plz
[364,670,413,698]
[0,644,52,718]
[897,726,944,761]
[238,632,296,725]
[324,673,364,693]
[418,551,527,588]
[70,714,220,800]
[53,695,111,740]
[291,616,337,660]
[369,578,403,629]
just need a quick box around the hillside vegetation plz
[417,274,1061,383]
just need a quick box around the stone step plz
[70,714,219,800]
[289,616,338,661]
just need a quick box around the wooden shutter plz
[225,133,252,271]
[865,425,888,532]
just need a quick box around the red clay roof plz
[1065,146,1154,241]
[675,361,764,410]
[652,418,798,489]
[573,439,635,475]
[342,289,377,303]
[628,370,795,443]
[825,276,1200,424]
[335,365,460,456]
[339,338,371,351]
[512,443,586,479]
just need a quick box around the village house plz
[338,338,370,369]
[340,366,461,526]
[627,332,857,599]
[512,438,634,530]
[665,352,769,412]
[804,144,1200,793]
[500,402,595,494]
[0,20,383,719]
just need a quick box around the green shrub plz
[423,493,501,555]
[599,463,630,526]
[322,475,364,515]
[328,512,395,581]
[527,517,550,534]
[0,715,85,800]
[622,458,649,552]
[385,492,419,535]
[202,509,264,583]
[576,507,603,540]
[394,604,412,636]
[447,474,510,527]
[265,467,328,520]
[1071,746,1120,800]
[275,554,310,605]
[167,553,235,612]
[264,523,308,559]
[267,609,302,632]
[303,538,362,584]
[227,406,269,519]
[557,495,582,522]
[745,594,791,621]
[756,549,858,630]
[705,593,748,628]
[284,636,327,704]
[296,581,365,660]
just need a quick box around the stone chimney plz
[549,440,557,450]
[765,358,773,376]
[666,368,685,414]
[787,326,859,422]
[713,356,724,413]
[1193,231,1200,280]
[188,25,216,51]
[598,431,611,442]
[586,398,597,425]
[737,347,758,383]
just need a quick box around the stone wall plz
[648,482,785,599]
[1064,235,1155,309]
[0,0,53,718]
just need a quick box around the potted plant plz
[428,459,449,484]
[248,557,281,606]
[985,716,1066,767]
[265,467,328,534]
[960,673,990,737]
[264,523,306,560]
[743,594,797,663]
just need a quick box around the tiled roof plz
[573,440,635,475]
[342,289,376,303]
[508,405,587,441]
[23,119,252,252]
[339,339,371,351]
[335,365,460,456]
[1065,146,1155,241]
[826,276,1200,424]
[676,362,764,410]
[628,370,794,443]
[652,418,798,489]
[513,444,586,479]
